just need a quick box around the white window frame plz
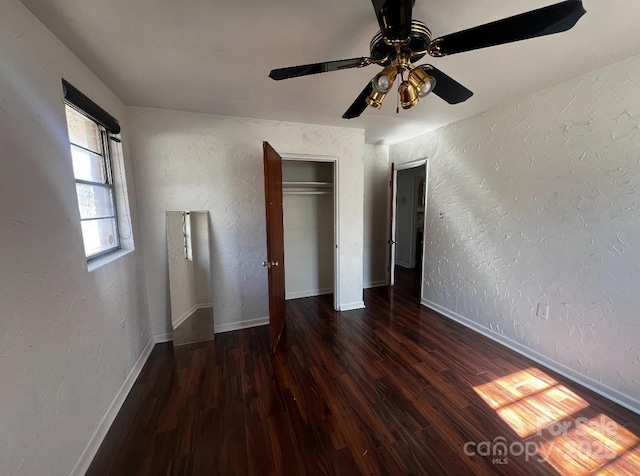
[64,104,121,261]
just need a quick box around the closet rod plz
[283,190,333,195]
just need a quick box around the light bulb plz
[408,66,437,98]
[372,66,397,94]
[376,74,391,91]
[419,79,435,96]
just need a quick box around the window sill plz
[87,248,134,272]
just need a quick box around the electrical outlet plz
[536,302,549,320]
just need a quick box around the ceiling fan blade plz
[428,0,585,57]
[342,82,374,119]
[269,57,369,80]
[371,0,414,42]
[425,66,473,104]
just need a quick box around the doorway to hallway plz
[388,160,427,301]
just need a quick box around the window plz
[62,80,121,260]
[182,212,193,261]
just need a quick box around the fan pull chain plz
[396,72,400,114]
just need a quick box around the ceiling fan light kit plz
[269,0,586,119]
[367,60,436,112]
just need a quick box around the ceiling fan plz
[269,0,586,119]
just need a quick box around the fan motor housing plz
[370,20,432,65]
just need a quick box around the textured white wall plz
[129,108,365,336]
[363,145,390,287]
[391,55,640,405]
[0,1,150,474]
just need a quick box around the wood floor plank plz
[87,267,640,475]
[266,412,305,476]
[335,372,396,448]
[310,365,386,474]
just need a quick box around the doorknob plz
[262,261,271,268]
[387,240,396,245]
[270,261,279,267]
[262,261,279,268]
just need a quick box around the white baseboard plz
[421,298,640,416]
[172,306,196,329]
[154,333,173,343]
[159,315,269,340]
[70,335,158,476]
[286,288,333,300]
[364,280,387,289]
[172,304,212,329]
[339,301,366,311]
[214,316,269,334]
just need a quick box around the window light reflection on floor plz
[474,368,589,438]
[539,414,640,474]
[473,368,640,474]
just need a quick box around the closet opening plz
[281,157,338,310]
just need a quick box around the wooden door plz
[388,162,397,298]
[263,142,286,353]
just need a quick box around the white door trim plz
[396,159,427,171]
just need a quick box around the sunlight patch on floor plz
[474,368,589,438]
[474,369,640,474]
[539,414,640,475]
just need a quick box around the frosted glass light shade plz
[408,66,437,98]
[376,75,392,91]
[372,66,398,94]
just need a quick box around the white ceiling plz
[20,0,640,144]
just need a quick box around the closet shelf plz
[282,181,333,189]
[282,181,333,195]
[283,190,333,195]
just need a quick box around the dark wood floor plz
[393,265,422,301]
[88,271,640,475]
